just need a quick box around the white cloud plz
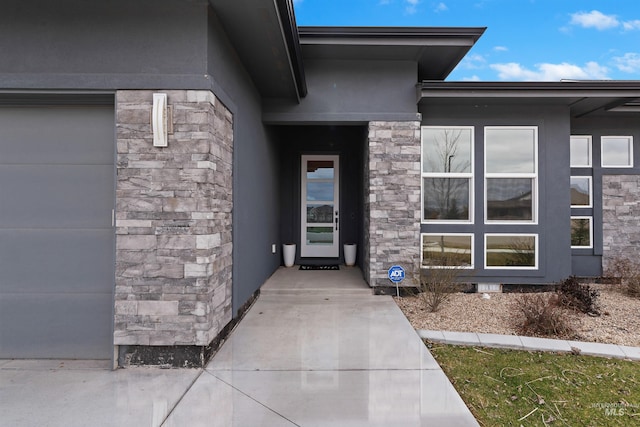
[490,61,610,81]
[462,75,482,81]
[493,46,508,52]
[405,0,419,14]
[614,53,640,73]
[434,2,448,13]
[459,53,487,70]
[623,20,640,31]
[570,10,619,30]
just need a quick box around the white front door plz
[301,155,339,257]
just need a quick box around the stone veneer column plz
[366,121,421,287]
[114,90,233,351]
[602,175,640,270]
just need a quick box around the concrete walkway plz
[418,330,640,360]
[164,266,478,426]
[0,266,478,427]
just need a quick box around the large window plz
[601,136,633,167]
[421,234,473,268]
[422,127,473,222]
[485,234,537,269]
[485,127,538,223]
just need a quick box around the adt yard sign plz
[388,265,405,283]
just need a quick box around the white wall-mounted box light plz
[152,93,168,147]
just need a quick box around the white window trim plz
[570,135,592,167]
[570,176,593,208]
[601,135,634,168]
[421,233,474,269]
[571,216,593,249]
[484,126,538,225]
[421,126,474,224]
[484,233,538,270]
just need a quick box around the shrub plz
[420,257,467,312]
[605,256,640,298]
[557,276,600,315]
[512,293,574,337]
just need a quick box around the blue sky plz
[292,0,640,81]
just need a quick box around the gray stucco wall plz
[2,1,284,330]
[207,11,282,313]
[571,115,640,277]
[0,0,210,90]
[263,60,420,124]
[419,103,571,284]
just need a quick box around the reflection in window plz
[485,235,537,269]
[486,178,533,221]
[421,126,474,223]
[306,227,333,245]
[307,161,334,179]
[422,128,472,173]
[602,136,633,167]
[485,128,536,173]
[307,204,333,223]
[422,234,473,268]
[306,182,334,201]
[570,135,592,167]
[423,178,470,220]
[485,126,537,223]
[571,217,592,248]
[570,177,591,207]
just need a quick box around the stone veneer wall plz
[366,121,421,287]
[602,175,640,270]
[114,90,233,348]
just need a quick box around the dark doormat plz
[299,265,340,270]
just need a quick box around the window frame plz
[484,233,538,270]
[570,135,592,167]
[421,126,474,224]
[570,216,593,249]
[601,136,634,168]
[421,233,474,269]
[484,126,538,224]
[570,176,592,208]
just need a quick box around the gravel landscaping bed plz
[394,283,640,347]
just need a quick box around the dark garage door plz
[0,101,115,359]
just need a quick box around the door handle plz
[335,212,339,231]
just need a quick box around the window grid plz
[484,126,538,224]
[421,126,474,224]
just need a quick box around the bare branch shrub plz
[557,276,600,315]
[512,293,574,337]
[605,256,640,298]
[420,256,468,312]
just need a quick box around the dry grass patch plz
[430,344,640,426]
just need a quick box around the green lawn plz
[429,343,640,426]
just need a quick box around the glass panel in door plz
[301,155,339,257]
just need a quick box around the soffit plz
[299,27,485,81]
[208,0,304,100]
[420,81,640,117]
